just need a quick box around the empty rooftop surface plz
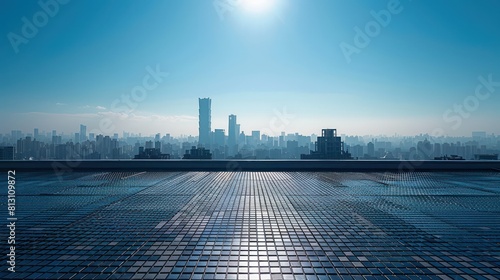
[2,171,500,279]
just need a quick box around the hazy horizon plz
[2,0,500,137]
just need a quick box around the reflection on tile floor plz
[2,171,500,279]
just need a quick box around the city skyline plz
[4,121,500,161]
[2,1,500,136]
[4,117,500,140]
[3,95,500,139]
[5,93,498,161]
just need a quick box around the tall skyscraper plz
[367,142,375,157]
[11,130,22,141]
[228,114,238,156]
[214,129,225,147]
[198,98,211,148]
[80,125,87,142]
[236,124,240,141]
[34,128,39,140]
[252,131,261,145]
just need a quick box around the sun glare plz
[241,0,275,14]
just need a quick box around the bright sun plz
[241,0,275,14]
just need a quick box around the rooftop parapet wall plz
[1,160,500,172]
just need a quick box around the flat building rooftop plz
[1,171,499,279]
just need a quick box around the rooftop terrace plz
[1,169,499,279]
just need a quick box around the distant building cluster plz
[183,146,212,159]
[345,135,499,161]
[0,146,14,160]
[195,98,314,160]
[134,147,170,159]
[1,99,499,161]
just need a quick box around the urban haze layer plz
[1,97,499,161]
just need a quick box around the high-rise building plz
[286,140,299,159]
[417,139,432,159]
[251,131,260,145]
[301,129,351,159]
[11,130,22,141]
[317,129,342,158]
[183,146,212,159]
[239,131,246,146]
[279,135,285,147]
[0,146,15,160]
[52,135,62,145]
[351,145,364,159]
[80,124,87,142]
[367,142,375,157]
[214,129,225,147]
[236,124,240,143]
[228,114,238,156]
[434,143,441,158]
[34,128,39,140]
[154,141,161,150]
[198,98,211,148]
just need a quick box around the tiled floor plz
[2,171,500,279]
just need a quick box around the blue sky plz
[1,0,500,137]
